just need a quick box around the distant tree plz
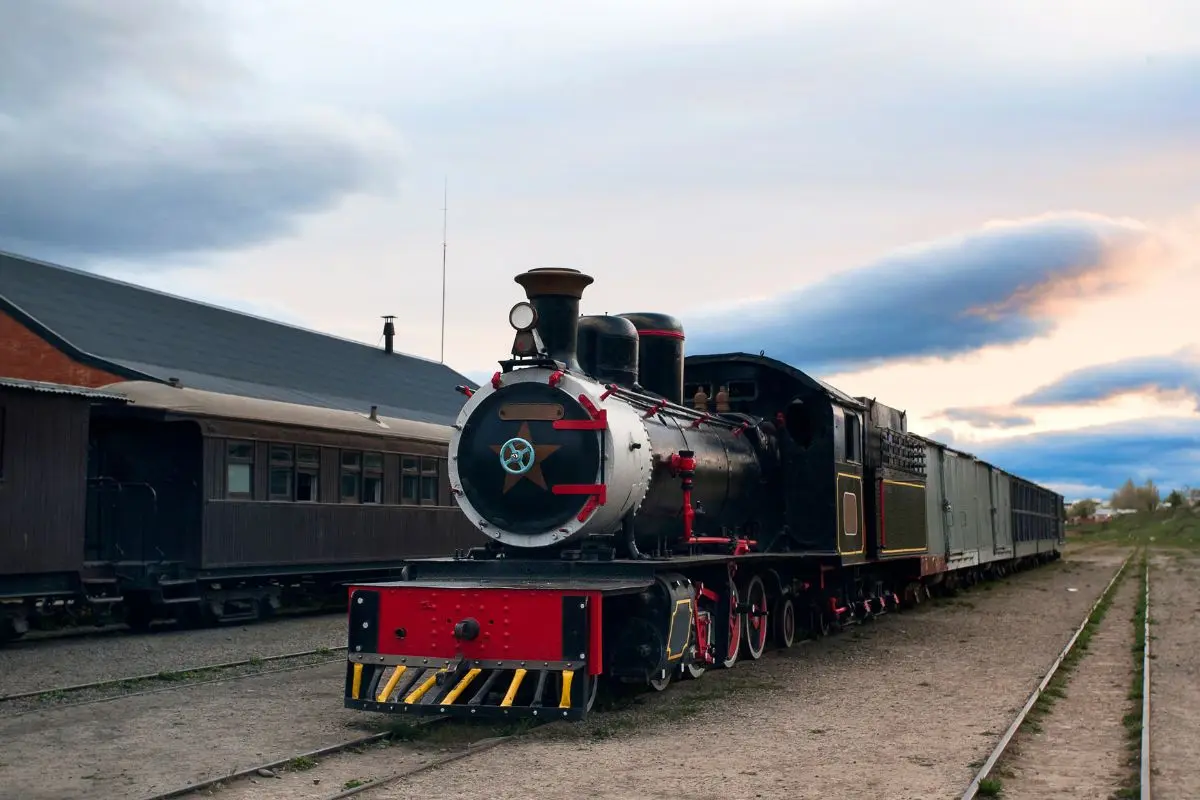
[1068,499,1098,519]
[1111,479,1139,510]
[1166,489,1186,508]
[1112,478,1160,513]
[1136,479,1161,513]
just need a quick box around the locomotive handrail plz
[597,383,751,430]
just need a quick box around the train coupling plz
[344,655,597,721]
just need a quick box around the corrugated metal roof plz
[103,381,452,442]
[0,376,128,401]
[0,251,475,425]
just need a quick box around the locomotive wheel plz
[741,574,769,660]
[648,669,672,691]
[684,609,709,679]
[718,577,741,669]
[810,606,831,638]
[773,595,796,649]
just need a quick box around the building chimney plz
[381,315,396,354]
[512,268,594,372]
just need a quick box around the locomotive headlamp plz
[508,301,538,332]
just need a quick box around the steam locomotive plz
[343,268,1063,720]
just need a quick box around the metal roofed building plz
[0,250,474,425]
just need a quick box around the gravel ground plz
[0,660,378,800]
[201,549,1127,800]
[997,564,1138,798]
[366,552,1126,800]
[0,550,1127,800]
[0,612,346,697]
[0,651,343,716]
[1148,550,1200,800]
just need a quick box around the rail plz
[960,552,1132,800]
[1140,559,1151,800]
[0,645,347,705]
[138,715,535,800]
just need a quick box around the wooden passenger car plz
[0,378,127,640]
[88,381,485,626]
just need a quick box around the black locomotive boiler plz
[343,268,1063,719]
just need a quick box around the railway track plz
[4,604,342,649]
[140,560,1069,800]
[0,645,348,715]
[141,716,532,800]
[961,552,1152,799]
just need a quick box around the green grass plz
[1068,508,1200,549]
[286,755,318,771]
[1023,556,1127,729]
[983,553,1133,784]
[977,777,1004,796]
[1114,554,1149,800]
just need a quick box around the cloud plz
[683,212,1165,374]
[935,407,1035,429]
[387,24,1200,197]
[969,416,1200,500]
[926,427,957,447]
[0,1,403,263]
[1016,349,1200,410]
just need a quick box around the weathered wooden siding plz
[201,503,484,568]
[0,388,91,574]
[194,423,482,569]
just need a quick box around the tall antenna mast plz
[440,176,448,364]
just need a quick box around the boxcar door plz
[990,469,1012,556]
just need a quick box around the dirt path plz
[0,661,380,800]
[307,553,1128,800]
[995,563,1138,799]
[1148,551,1200,800]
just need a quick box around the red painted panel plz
[369,584,600,664]
[588,592,603,675]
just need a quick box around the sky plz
[2,0,1199,501]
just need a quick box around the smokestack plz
[381,315,396,354]
[513,268,594,372]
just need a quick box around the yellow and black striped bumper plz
[344,655,597,721]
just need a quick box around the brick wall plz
[0,310,124,387]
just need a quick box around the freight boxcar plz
[920,436,1065,589]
